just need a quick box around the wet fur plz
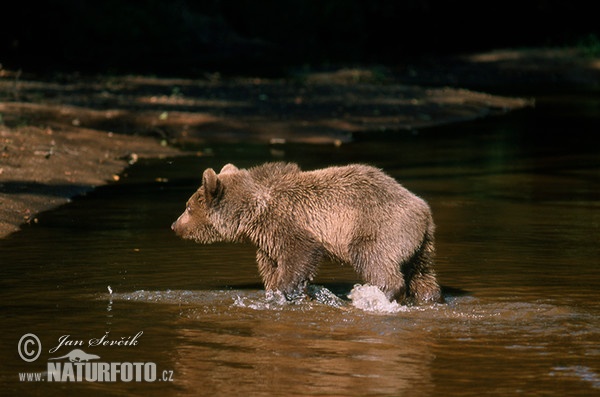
[172,162,442,305]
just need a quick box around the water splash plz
[307,285,346,308]
[550,366,600,389]
[102,285,418,314]
[347,284,408,314]
[232,285,346,310]
[232,290,288,310]
[105,289,230,305]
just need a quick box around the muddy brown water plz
[1,91,599,396]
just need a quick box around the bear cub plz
[172,162,442,305]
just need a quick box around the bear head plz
[171,164,245,243]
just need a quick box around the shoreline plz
[2,47,597,238]
[0,124,182,238]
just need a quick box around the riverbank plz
[0,124,181,237]
[1,47,597,238]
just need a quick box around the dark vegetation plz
[2,0,598,77]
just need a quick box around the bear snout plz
[171,214,185,234]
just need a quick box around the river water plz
[1,91,599,396]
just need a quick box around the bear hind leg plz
[403,235,442,305]
[406,270,442,304]
[351,249,407,302]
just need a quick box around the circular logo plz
[18,333,41,362]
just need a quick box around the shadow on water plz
[1,91,599,396]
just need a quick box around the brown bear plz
[172,162,442,305]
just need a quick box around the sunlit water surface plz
[1,92,599,396]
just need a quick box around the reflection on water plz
[1,92,599,396]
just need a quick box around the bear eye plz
[186,205,192,213]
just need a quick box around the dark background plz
[1,0,598,76]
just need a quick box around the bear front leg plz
[256,246,322,300]
[256,249,279,292]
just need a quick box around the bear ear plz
[202,168,221,203]
[220,163,238,174]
